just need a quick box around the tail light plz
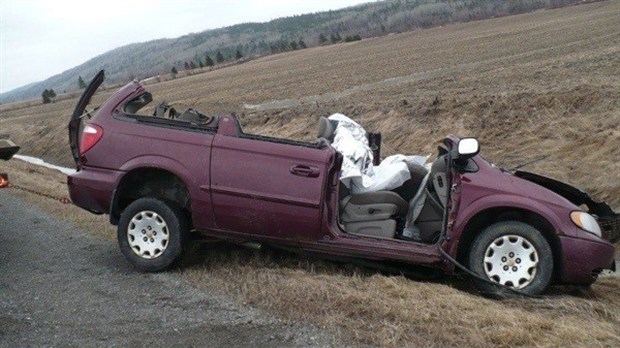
[80,124,104,155]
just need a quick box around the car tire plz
[118,197,189,272]
[468,221,553,296]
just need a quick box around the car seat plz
[317,117,337,143]
[340,191,408,238]
[429,155,449,207]
[318,117,408,238]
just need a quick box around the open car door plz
[68,70,105,167]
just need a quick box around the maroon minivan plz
[67,71,618,295]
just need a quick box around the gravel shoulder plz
[0,191,336,347]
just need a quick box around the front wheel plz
[118,197,189,272]
[468,221,553,296]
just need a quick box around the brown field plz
[1,1,620,346]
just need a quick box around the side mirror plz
[457,137,480,159]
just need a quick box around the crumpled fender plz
[514,171,616,217]
[515,171,620,243]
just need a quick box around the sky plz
[0,0,372,93]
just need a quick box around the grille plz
[599,214,620,244]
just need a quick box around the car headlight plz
[570,211,602,238]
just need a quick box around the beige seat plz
[340,191,408,238]
[317,117,337,143]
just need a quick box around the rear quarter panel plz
[83,116,215,230]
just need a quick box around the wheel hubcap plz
[483,235,539,289]
[127,211,169,259]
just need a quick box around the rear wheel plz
[118,197,188,272]
[468,221,553,296]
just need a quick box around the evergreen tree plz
[216,51,225,63]
[189,61,196,69]
[199,60,204,68]
[318,33,327,45]
[184,62,190,70]
[205,55,214,67]
[290,41,298,50]
[78,76,87,89]
[345,34,362,42]
[235,49,243,59]
[298,38,307,49]
[330,34,338,44]
[170,67,178,78]
[42,89,51,104]
[48,89,57,98]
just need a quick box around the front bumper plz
[67,166,124,214]
[558,234,616,285]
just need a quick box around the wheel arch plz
[455,206,563,282]
[110,167,192,227]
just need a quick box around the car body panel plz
[515,170,616,217]
[67,166,124,214]
[559,234,616,284]
[211,132,332,241]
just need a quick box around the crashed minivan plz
[67,71,619,295]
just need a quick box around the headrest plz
[317,117,336,141]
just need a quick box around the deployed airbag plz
[328,114,428,194]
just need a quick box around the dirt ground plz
[0,190,339,347]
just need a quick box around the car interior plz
[318,117,448,244]
[124,92,218,126]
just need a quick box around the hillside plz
[0,0,583,103]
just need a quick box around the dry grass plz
[1,1,620,346]
[183,246,620,347]
[2,158,620,347]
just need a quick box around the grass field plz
[3,159,620,346]
[1,1,619,346]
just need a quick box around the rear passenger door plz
[210,134,333,241]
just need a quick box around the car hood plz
[514,170,616,217]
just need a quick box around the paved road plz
[0,192,334,347]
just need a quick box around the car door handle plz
[290,165,320,178]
